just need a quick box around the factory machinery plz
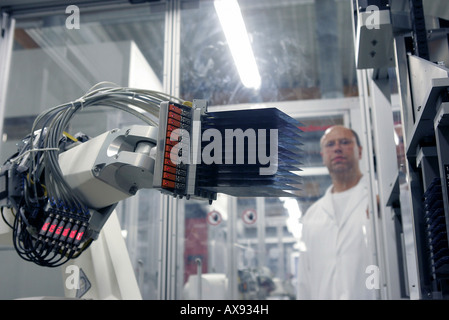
[3,0,449,301]
[353,0,449,299]
[0,84,303,270]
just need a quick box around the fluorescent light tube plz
[214,0,261,89]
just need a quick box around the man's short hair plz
[321,126,362,147]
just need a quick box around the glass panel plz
[181,194,231,300]
[1,4,165,299]
[180,0,357,105]
[179,0,355,300]
[178,112,343,300]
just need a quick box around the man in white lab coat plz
[297,125,378,300]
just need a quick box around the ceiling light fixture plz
[214,0,261,90]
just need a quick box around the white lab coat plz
[297,175,378,300]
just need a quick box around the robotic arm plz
[0,84,303,268]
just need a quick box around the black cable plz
[0,207,14,229]
[3,83,184,267]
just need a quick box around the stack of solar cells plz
[195,108,303,197]
[423,177,449,278]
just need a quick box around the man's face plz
[320,126,362,174]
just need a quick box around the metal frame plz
[357,67,386,300]
[367,69,405,300]
[0,0,170,300]
[0,1,139,19]
[351,0,410,300]
[159,0,182,300]
[352,1,385,300]
[0,12,15,158]
[353,0,449,300]
[393,33,422,300]
[397,51,449,299]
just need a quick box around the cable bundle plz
[1,82,184,267]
